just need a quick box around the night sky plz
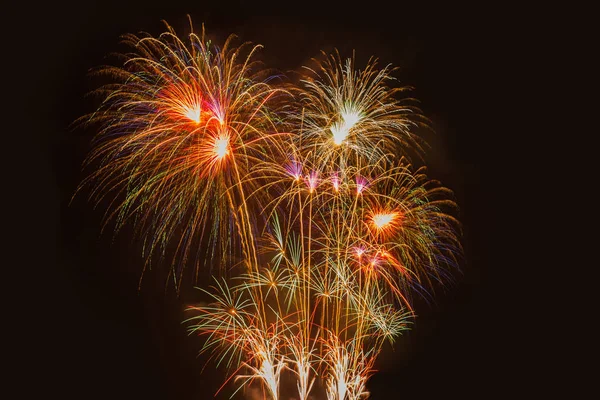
[19,1,530,398]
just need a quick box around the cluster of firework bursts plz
[78,19,461,400]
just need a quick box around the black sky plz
[16,1,533,398]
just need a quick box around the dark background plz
[17,1,535,398]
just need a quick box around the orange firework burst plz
[76,18,289,289]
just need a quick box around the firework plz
[76,18,288,290]
[78,19,461,399]
[287,50,429,174]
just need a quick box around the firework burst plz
[287,50,429,175]
[76,18,289,289]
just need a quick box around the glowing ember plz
[305,171,319,193]
[285,159,303,181]
[331,105,362,145]
[354,247,365,258]
[355,176,368,194]
[332,173,340,191]
[183,104,201,123]
[213,134,230,159]
[372,212,398,230]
